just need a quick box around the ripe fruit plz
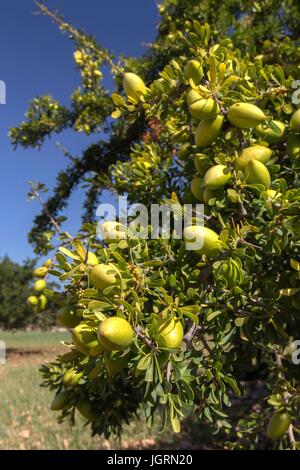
[123,72,147,101]
[245,160,271,189]
[33,267,48,278]
[255,120,286,143]
[27,295,38,307]
[38,294,48,312]
[58,305,81,329]
[190,177,204,200]
[77,399,96,421]
[195,115,224,147]
[43,259,52,268]
[104,351,129,377]
[87,252,99,266]
[186,89,219,120]
[72,323,100,355]
[194,154,210,174]
[98,317,134,351]
[184,225,222,257]
[235,145,272,170]
[51,390,71,411]
[290,109,300,132]
[33,279,46,292]
[99,221,127,243]
[90,264,119,293]
[286,134,300,159]
[227,103,266,128]
[204,165,232,189]
[267,411,292,440]
[63,368,84,387]
[184,60,203,84]
[156,317,184,349]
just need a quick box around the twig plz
[33,190,62,235]
[134,325,157,352]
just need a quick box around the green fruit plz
[227,103,266,128]
[156,317,184,349]
[38,294,48,312]
[235,145,272,170]
[33,267,48,278]
[27,295,39,307]
[90,264,119,293]
[189,98,219,120]
[190,177,204,200]
[63,368,84,387]
[286,134,300,159]
[178,143,192,159]
[184,225,222,257]
[194,154,210,174]
[77,399,96,421]
[195,115,224,147]
[104,351,130,377]
[245,160,271,189]
[72,323,100,355]
[255,120,286,143]
[290,109,300,132]
[184,60,203,84]
[43,259,52,268]
[34,279,46,292]
[99,221,127,243]
[267,412,292,440]
[98,317,134,351]
[87,252,99,266]
[265,189,282,201]
[203,187,224,204]
[204,165,232,189]
[51,390,71,411]
[57,306,81,329]
[123,72,146,101]
[186,88,202,106]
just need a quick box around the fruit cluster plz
[27,259,52,313]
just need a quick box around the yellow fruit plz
[184,225,222,257]
[63,368,83,387]
[190,177,204,200]
[195,115,224,147]
[203,187,224,204]
[265,189,282,201]
[123,72,146,101]
[77,399,96,421]
[98,317,134,351]
[235,145,272,170]
[90,264,119,293]
[204,165,232,189]
[104,351,130,377]
[290,109,300,132]
[27,295,38,307]
[99,221,127,243]
[186,88,202,106]
[245,160,271,189]
[87,252,99,266]
[194,154,210,174]
[33,279,46,292]
[267,412,292,440]
[156,317,184,349]
[38,294,48,312]
[184,60,203,84]
[189,99,219,120]
[286,134,300,159]
[33,267,48,278]
[51,390,71,411]
[227,103,266,128]
[72,323,100,355]
[58,305,81,329]
[43,259,52,268]
[255,120,286,143]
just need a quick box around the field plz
[0,330,195,450]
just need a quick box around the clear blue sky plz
[0,0,158,263]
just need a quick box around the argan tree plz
[13,0,300,449]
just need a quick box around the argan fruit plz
[245,160,271,189]
[235,145,272,170]
[99,221,127,243]
[184,60,203,84]
[86,252,99,266]
[72,323,100,355]
[194,154,210,174]
[27,296,39,307]
[156,317,184,349]
[57,305,81,329]
[186,88,202,106]
[33,279,46,292]
[98,317,134,351]
[90,264,119,293]
[51,390,71,411]
[43,259,52,268]
[178,143,192,159]
[184,225,222,257]
[77,399,96,421]
[204,165,232,189]
[189,98,219,120]
[33,267,48,278]
[255,120,286,143]
[190,177,204,200]
[38,294,48,312]
[203,187,224,204]
[227,103,266,128]
[123,72,146,101]
[267,411,292,440]
[195,115,224,147]
[63,368,84,387]
[290,109,300,132]
[265,189,282,201]
[286,134,300,159]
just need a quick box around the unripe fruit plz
[98,317,134,351]
[235,145,272,170]
[99,221,127,243]
[58,306,81,329]
[204,165,232,189]
[38,294,48,312]
[87,252,99,266]
[186,88,202,106]
[184,225,222,257]
[265,189,282,201]
[178,143,192,159]
[203,187,224,204]
[156,317,184,349]
[77,399,96,421]
[90,264,119,293]
[267,412,292,440]
[195,115,224,147]
[43,259,52,268]
[33,267,48,278]
[123,72,146,101]
[286,134,300,159]
[184,60,203,85]
[290,109,300,132]
[187,91,219,119]
[34,279,46,292]
[228,103,265,129]
[255,120,286,143]
[190,177,204,200]
[194,154,210,174]
[245,160,271,189]
[51,390,71,411]
[27,295,39,307]
[63,368,84,387]
[104,351,130,377]
[72,323,100,355]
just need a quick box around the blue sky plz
[0,0,158,263]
